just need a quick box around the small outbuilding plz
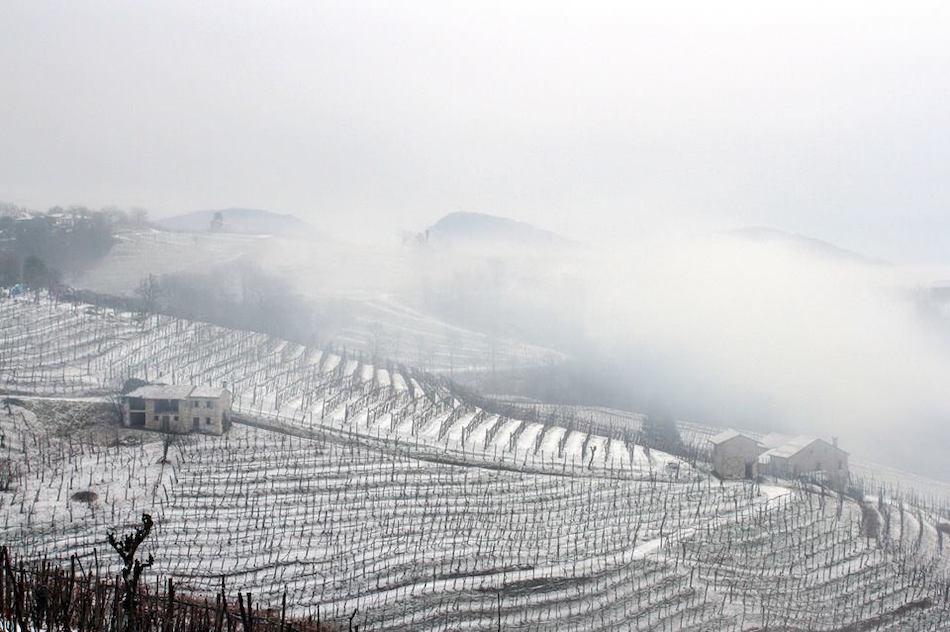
[123,384,232,435]
[709,430,766,480]
[759,436,849,488]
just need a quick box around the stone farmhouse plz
[123,385,232,435]
[709,430,766,480]
[759,435,849,488]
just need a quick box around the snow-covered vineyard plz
[0,297,667,476]
[3,296,950,630]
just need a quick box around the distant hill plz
[729,227,885,265]
[425,212,575,251]
[158,208,317,238]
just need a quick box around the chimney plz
[832,436,838,448]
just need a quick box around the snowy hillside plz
[157,208,318,237]
[0,296,647,475]
[72,228,563,375]
[76,228,269,295]
[2,296,950,630]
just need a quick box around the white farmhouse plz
[759,436,849,487]
[708,430,766,480]
[123,384,232,435]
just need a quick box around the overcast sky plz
[2,1,949,261]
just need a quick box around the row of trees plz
[0,254,59,292]
[135,262,325,347]
[0,204,148,291]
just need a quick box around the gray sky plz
[2,1,949,261]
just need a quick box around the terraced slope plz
[0,297,655,476]
[2,296,950,630]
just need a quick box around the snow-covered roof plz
[761,436,817,459]
[190,385,229,398]
[125,384,228,400]
[760,435,848,460]
[708,429,759,446]
[126,385,196,399]
[760,433,793,449]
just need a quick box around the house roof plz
[708,429,762,446]
[125,384,228,400]
[126,385,196,399]
[760,432,793,449]
[190,385,229,398]
[760,435,848,460]
[761,436,816,459]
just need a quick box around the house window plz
[192,401,198,408]
[206,417,211,425]
[155,399,179,413]
[193,417,199,429]
[173,416,179,422]
[153,415,158,421]
[206,401,213,408]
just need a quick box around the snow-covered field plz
[0,297,657,477]
[2,296,950,630]
[329,296,564,374]
[75,228,268,295]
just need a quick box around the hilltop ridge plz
[426,212,576,250]
[158,207,317,238]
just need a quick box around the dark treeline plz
[59,261,332,348]
[0,203,148,290]
[136,262,329,347]
[454,357,639,411]
[454,359,687,456]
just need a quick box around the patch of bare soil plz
[15,399,163,447]
[70,490,99,503]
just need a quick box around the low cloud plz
[586,234,950,477]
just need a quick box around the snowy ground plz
[3,296,950,630]
[5,405,949,631]
[0,297,674,480]
[75,228,267,295]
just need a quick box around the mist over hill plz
[158,208,317,238]
[426,212,577,252]
[729,227,886,266]
[38,206,950,482]
[7,3,950,628]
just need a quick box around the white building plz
[709,430,765,479]
[123,384,232,435]
[759,436,849,487]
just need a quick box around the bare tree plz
[135,274,161,314]
[160,431,179,464]
[108,513,155,632]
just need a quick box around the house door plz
[128,412,146,427]
[745,462,753,479]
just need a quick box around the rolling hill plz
[426,212,576,252]
[729,226,885,265]
[158,207,318,238]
